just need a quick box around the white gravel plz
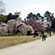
[0,36,55,55]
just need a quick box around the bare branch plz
[0,0,5,14]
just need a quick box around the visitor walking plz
[41,31,47,41]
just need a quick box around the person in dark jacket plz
[33,31,39,38]
[27,31,30,36]
[41,31,47,41]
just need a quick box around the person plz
[27,31,30,36]
[41,31,47,41]
[33,31,39,38]
[42,33,45,41]
[49,31,51,36]
[36,32,39,36]
[33,31,36,38]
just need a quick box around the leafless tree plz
[0,0,5,14]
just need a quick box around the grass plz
[0,33,26,36]
[0,32,54,49]
[0,36,41,49]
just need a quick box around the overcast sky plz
[2,0,55,19]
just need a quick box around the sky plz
[2,0,55,19]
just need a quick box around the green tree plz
[27,12,33,19]
[27,12,41,20]
[37,13,41,17]
[41,17,44,22]
[0,14,7,22]
[44,11,51,21]
[5,13,13,23]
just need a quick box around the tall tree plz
[37,13,41,17]
[14,11,21,19]
[36,13,42,20]
[51,19,55,31]
[50,13,55,21]
[44,11,51,21]
[5,12,21,23]
[5,13,13,23]
[44,11,55,32]
[41,17,44,22]
[35,14,39,20]
[27,12,33,19]
[27,12,41,20]
[33,14,36,20]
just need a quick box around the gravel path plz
[0,36,55,55]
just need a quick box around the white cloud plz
[20,3,55,20]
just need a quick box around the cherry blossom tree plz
[25,19,45,31]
